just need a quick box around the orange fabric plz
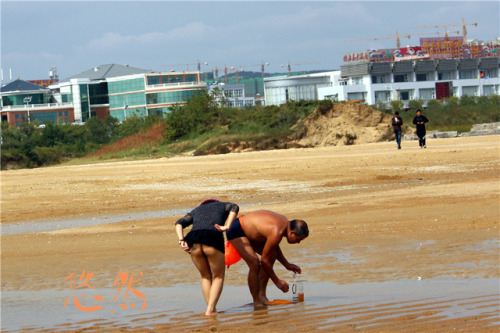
[267,299,297,305]
[238,215,245,233]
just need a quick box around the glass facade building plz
[1,65,208,126]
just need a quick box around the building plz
[1,64,208,126]
[263,72,334,106]
[0,79,74,127]
[208,83,255,107]
[318,36,500,107]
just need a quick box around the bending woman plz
[175,199,239,316]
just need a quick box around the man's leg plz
[252,243,277,304]
[230,237,264,307]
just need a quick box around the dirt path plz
[1,135,499,332]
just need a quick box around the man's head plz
[287,219,309,244]
[416,109,422,116]
[395,111,399,116]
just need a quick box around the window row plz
[369,68,498,84]
[109,92,146,109]
[145,90,196,105]
[108,78,145,94]
[147,74,198,86]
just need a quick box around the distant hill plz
[220,69,336,80]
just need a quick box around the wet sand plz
[1,135,499,332]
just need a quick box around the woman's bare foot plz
[205,311,218,317]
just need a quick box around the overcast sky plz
[1,0,499,82]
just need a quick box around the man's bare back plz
[223,210,309,307]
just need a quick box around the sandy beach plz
[1,135,499,332]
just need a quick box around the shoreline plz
[2,136,499,332]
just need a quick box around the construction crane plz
[163,60,208,71]
[346,31,411,49]
[239,61,270,78]
[212,65,243,84]
[410,17,477,43]
[281,61,319,76]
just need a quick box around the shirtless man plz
[216,210,309,307]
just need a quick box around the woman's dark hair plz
[199,198,220,206]
[290,219,309,237]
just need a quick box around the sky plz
[1,0,499,82]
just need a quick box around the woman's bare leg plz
[190,244,212,307]
[203,245,226,316]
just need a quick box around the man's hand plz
[214,224,228,232]
[275,279,289,293]
[286,263,302,274]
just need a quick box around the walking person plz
[391,111,403,149]
[175,199,239,316]
[413,109,429,148]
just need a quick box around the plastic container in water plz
[291,274,304,302]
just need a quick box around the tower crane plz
[238,61,270,78]
[410,18,477,43]
[212,65,242,84]
[281,61,319,76]
[346,31,411,49]
[163,60,208,71]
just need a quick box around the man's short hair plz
[290,219,309,237]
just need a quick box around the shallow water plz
[1,202,273,236]
[2,278,499,332]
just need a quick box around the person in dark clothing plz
[413,109,429,148]
[391,111,403,149]
[175,199,239,316]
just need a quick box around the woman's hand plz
[179,240,190,252]
[214,224,228,232]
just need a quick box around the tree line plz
[1,91,499,169]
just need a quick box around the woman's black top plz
[175,202,239,253]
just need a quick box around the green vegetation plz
[1,91,321,169]
[2,92,498,170]
[373,94,500,132]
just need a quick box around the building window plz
[375,91,390,102]
[483,85,495,96]
[398,91,411,101]
[480,69,497,79]
[371,75,387,84]
[416,73,429,82]
[148,76,160,85]
[438,71,455,80]
[394,74,408,83]
[459,70,475,80]
[462,86,477,96]
[352,77,363,85]
[347,92,365,101]
[419,88,435,100]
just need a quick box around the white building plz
[318,57,499,107]
[263,73,334,106]
[208,83,255,107]
[264,36,499,108]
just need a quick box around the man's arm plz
[276,245,301,274]
[260,234,289,292]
